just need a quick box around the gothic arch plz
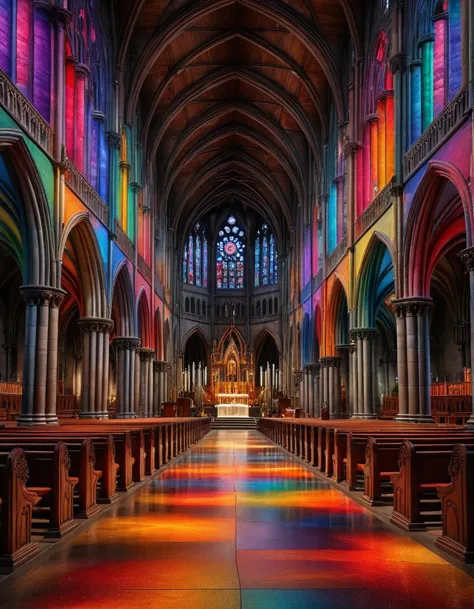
[0,131,54,286]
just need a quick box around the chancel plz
[0,0,474,607]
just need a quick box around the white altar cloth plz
[216,404,249,417]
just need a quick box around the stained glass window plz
[203,237,208,287]
[183,243,187,282]
[216,216,245,289]
[183,223,207,287]
[254,223,278,287]
[254,237,260,287]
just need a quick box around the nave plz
[1,430,473,609]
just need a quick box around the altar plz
[216,403,249,417]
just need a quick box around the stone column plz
[137,348,155,417]
[77,318,114,419]
[18,286,65,426]
[349,329,378,419]
[349,342,357,418]
[320,357,341,419]
[393,298,434,423]
[153,360,162,416]
[313,363,321,418]
[457,247,474,428]
[112,337,140,418]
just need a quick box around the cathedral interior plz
[0,0,474,607]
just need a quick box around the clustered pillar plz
[137,348,155,417]
[113,337,141,418]
[349,328,378,419]
[18,286,66,426]
[393,298,434,423]
[78,318,114,419]
[320,356,341,418]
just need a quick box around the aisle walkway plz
[1,430,474,608]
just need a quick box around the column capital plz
[107,131,122,151]
[392,297,433,316]
[457,246,474,273]
[349,328,378,341]
[319,356,341,368]
[389,52,407,74]
[20,285,66,307]
[113,336,141,351]
[78,317,115,334]
[137,347,155,361]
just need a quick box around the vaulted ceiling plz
[116,0,361,242]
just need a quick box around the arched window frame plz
[254,223,278,287]
[183,222,208,287]
[216,216,245,290]
[360,30,394,213]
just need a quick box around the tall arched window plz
[360,31,394,213]
[216,216,245,289]
[254,223,278,287]
[183,222,207,287]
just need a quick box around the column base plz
[395,413,435,424]
[79,411,109,420]
[116,412,138,419]
[17,413,60,426]
[329,413,342,419]
[351,413,377,420]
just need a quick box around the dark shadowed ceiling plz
[116,0,361,243]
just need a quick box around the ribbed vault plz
[117,0,359,239]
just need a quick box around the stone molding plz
[349,328,378,341]
[457,246,474,273]
[137,347,155,361]
[112,336,141,351]
[20,285,66,308]
[319,356,341,368]
[78,317,115,334]
[392,297,433,317]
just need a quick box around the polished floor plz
[1,430,474,608]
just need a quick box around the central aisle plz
[1,430,474,608]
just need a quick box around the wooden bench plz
[0,448,39,571]
[0,442,78,538]
[390,440,474,531]
[362,434,474,505]
[436,444,474,563]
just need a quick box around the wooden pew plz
[0,437,101,519]
[0,448,39,571]
[0,442,78,538]
[362,434,474,505]
[436,444,474,563]
[390,440,474,531]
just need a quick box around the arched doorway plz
[183,330,208,394]
[255,330,280,413]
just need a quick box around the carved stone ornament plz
[349,328,378,342]
[20,285,66,307]
[78,317,115,334]
[319,356,341,368]
[389,52,407,74]
[137,347,155,361]
[113,336,141,351]
[391,297,433,317]
[107,131,122,151]
[457,246,474,273]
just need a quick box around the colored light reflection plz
[0,430,473,609]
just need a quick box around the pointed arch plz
[0,131,54,286]
[326,276,349,355]
[404,160,473,297]
[137,289,152,348]
[111,263,136,337]
[60,214,108,318]
[355,232,396,328]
